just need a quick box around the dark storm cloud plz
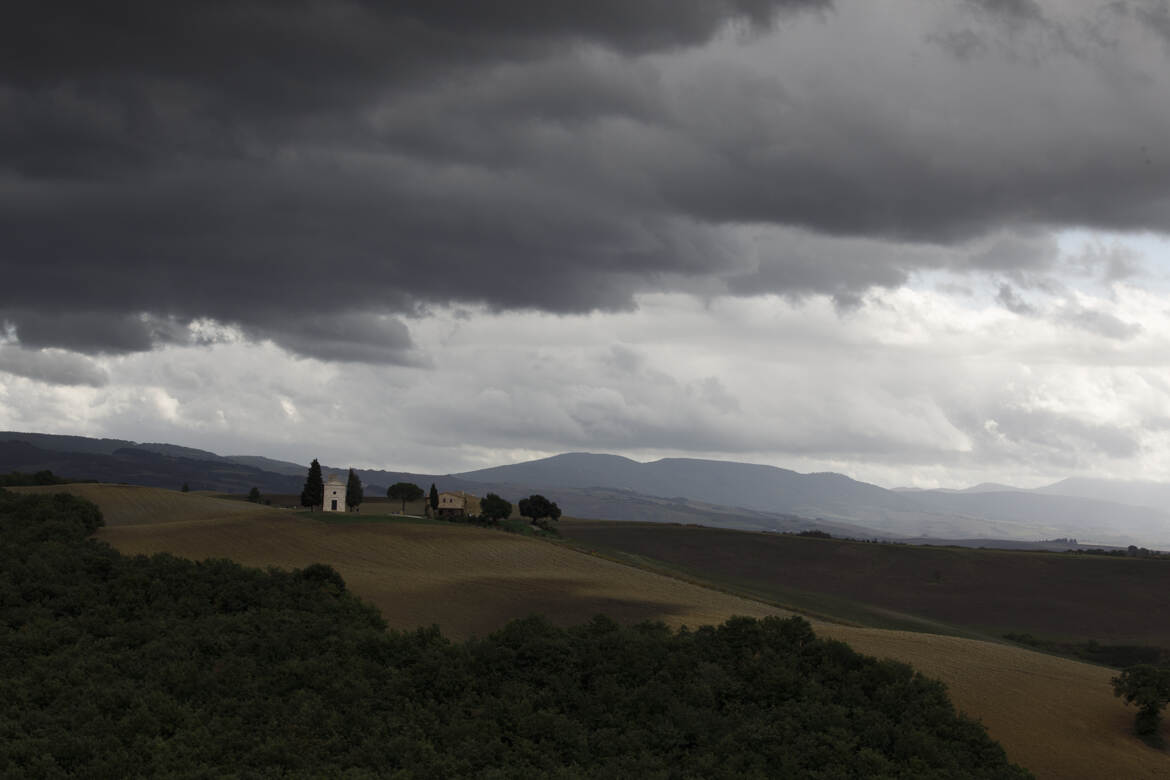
[2,0,825,361]
[253,313,425,366]
[6,312,152,354]
[3,0,1170,361]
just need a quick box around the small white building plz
[323,473,347,512]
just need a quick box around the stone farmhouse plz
[435,490,480,518]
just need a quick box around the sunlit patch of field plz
[25,485,1170,779]
[99,515,786,639]
[818,625,1168,779]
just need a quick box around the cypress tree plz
[346,468,364,511]
[301,458,324,510]
[429,483,439,514]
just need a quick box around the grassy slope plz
[559,520,1170,647]
[12,484,280,526]
[83,499,786,641]
[18,485,1170,779]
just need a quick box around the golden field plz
[16,485,1170,779]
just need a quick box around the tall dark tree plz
[180,482,189,492]
[247,487,262,503]
[429,483,439,515]
[387,482,423,514]
[301,458,324,511]
[346,468,364,511]
[1112,664,1170,736]
[480,493,512,523]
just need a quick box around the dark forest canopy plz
[0,489,1030,778]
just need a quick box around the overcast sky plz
[3,0,1170,488]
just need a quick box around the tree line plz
[0,469,92,487]
[1,487,1033,777]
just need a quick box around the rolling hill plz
[18,483,1169,779]
[0,438,303,494]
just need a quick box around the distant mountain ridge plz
[453,453,1170,547]
[1034,477,1170,512]
[0,437,302,495]
[457,452,924,517]
[3,431,1169,548]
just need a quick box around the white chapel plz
[323,473,347,512]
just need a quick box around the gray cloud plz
[2,0,1170,360]
[1059,304,1142,340]
[0,345,109,387]
[928,28,989,61]
[1136,1,1170,47]
[1064,242,1143,283]
[969,233,1059,274]
[981,407,1142,463]
[994,279,1143,339]
[966,0,1045,21]
[996,284,1036,315]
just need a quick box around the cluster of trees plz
[445,492,563,536]
[472,493,563,527]
[1,486,1030,777]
